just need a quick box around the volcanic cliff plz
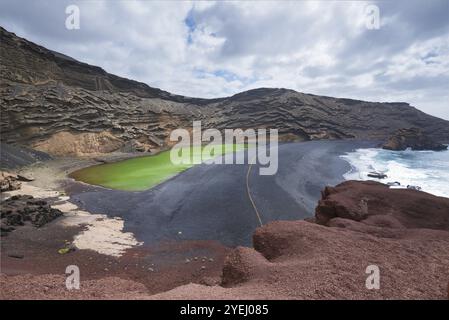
[1,26,449,156]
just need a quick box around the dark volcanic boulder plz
[382,128,448,151]
[0,195,63,236]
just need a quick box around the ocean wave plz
[341,148,449,198]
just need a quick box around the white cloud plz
[0,0,448,119]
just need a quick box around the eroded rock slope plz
[1,26,449,156]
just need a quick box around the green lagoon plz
[70,144,246,191]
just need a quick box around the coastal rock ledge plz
[382,127,448,151]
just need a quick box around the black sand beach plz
[69,140,376,246]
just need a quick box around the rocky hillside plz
[1,26,449,156]
[382,128,448,151]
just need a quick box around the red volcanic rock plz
[221,247,270,286]
[153,181,449,300]
[153,219,449,299]
[315,180,449,230]
[0,274,150,300]
[253,220,320,260]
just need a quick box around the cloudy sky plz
[1,0,448,119]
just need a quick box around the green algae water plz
[70,144,247,191]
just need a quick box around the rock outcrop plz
[315,180,449,229]
[152,181,449,299]
[0,195,63,236]
[0,171,21,192]
[382,128,448,151]
[2,26,449,156]
[31,131,125,156]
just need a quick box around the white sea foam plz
[341,147,449,198]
